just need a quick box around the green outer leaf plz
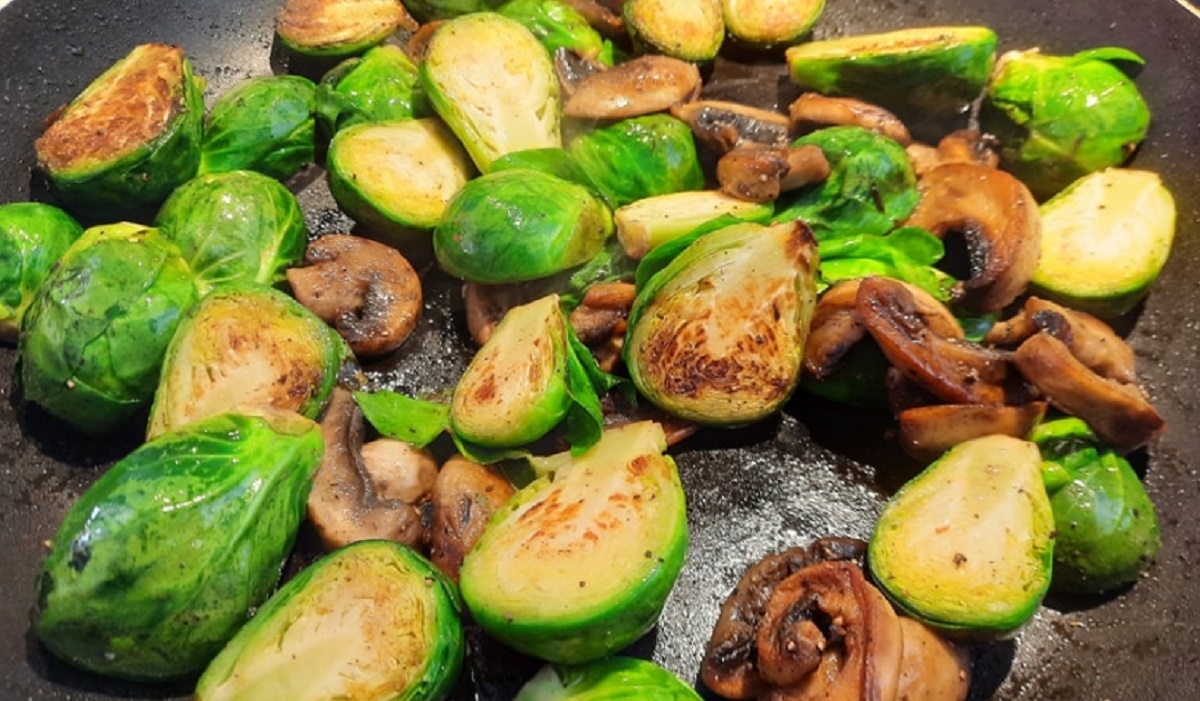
[34,411,323,681]
[199,75,316,181]
[19,223,198,435]
[815,228,955,300]
[491,147,591,186]
[498,0,613,65]
[515,656,703,700]
[0,202,83,340]
[404,0,506,22]
[156,170,308,293]
[315,45,429,136]
[568,114,705,209]
[354,390,451,448]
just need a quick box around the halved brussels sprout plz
[420,12,561,172]
[0,202,83,342]
[315,44,428,135]
[195,540,463,701]
[869,434,1054,637]
[450,294,569,447]
[327,118,475,248]
[147,284,346,439]
[199,75,316,181]
[516,657,702,700]
[460,420,688,663]
[614,189,774,259]
[568,114,705,208]
[624,0,724,62]
[625,220,819,425]
[1031,168,1175,318]
[981,47,1150,199]
[404,0,505,22]
[35,410,323,681]
[434,168,613,283]
[155,170,308,293]
[19,222,198,435]
[721,0,824,48]
[786,26,997,122]
[275,0,416,58]
[34,43,205,219]
[498,0,614,65]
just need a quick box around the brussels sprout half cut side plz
[515,657,703,700]
[461,420,688,664]
[147,284,346,439]
[196,540,464,701]
[721,0,825,48]
[0,202,83,342]
[614,189,773,260]
[624,0,725,62]
[199,75,317,181]
[625,220,819,426]
[420,12,562,172]
[34,43,205,220]
[275,0,417,58]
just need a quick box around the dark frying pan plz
[2,0,1198,699]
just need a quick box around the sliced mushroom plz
[286,234,423,358]
[569,280,637,372]
[895,617,971,701]
[563,55,702,120]
[716,144,830,203]
[404,20,444,63]
[360,438,438,503]
[462,280,536,346]
[897,401,1048,463]
[985,297,1137,384]
[906,129,1000,177]
[1013,332,1165,453]
[553,46,608,97]
[307,387,429,551]
[671,99,793,152]
[788,93,912,145]
[559,0,625,38]
[427,454,516,582]
[904,162,1042,313]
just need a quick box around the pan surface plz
[1,0,1198,699]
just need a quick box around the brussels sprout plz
[1031,418,1162,595]
[773,126,919,240]
[315,44,428,135]
[816,226,955,300]
[624,0,724,62]
[625,220,819,425]
[404,0,505,22]
[491,147,590,185]
[461,421,688,663]
[568,114,705,209]
[147,284,346,439]
[34,43,205,220]
[515,657,702,700]
[155,170,308,293]
[199,75,316,181]
[981,47,1150,199]
[195,540,463,701]
[19,222,198,435]
[275,0,416,58]
[721,0,825,48]
[34,410,323,680]
[498,0,614,65]
[326,119,475,248]
[434,169,613,283]
[0,202,83,342]
[786,26,997,122]
[869,434,1054,637]
[450,294,569,447]
[1031,168,1175,318]
[420,12,562,172]
[614,189,774,260]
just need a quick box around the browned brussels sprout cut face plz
[721,0,825,48]
[275,0,417,58]
[624,0,724,62]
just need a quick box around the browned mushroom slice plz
[716,144,830,203]
[906,129,1000,177]
[286,234,423,358]
[553,46,608,97]
[569,281,636,372]
[563,55,702,120]
[904,162,1042,313]
[463,280,535,346]
[755,560,903,701]
[788,92,912,145]
[985,297,1137,384]
[1013,332,1165,453]
[701,538,867,700]
[307,387,428,551]
[404,19,444,63]
[671,99,793,152]
[897,401,1048,463]
[427,454,516,582]
[804,279,868,379]
[895,617,971,701]
[360,438,438,503]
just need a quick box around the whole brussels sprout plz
[34,410,323,681]
[196,540,464,701]
[981,47,1150,199]
[34,43,205,220]
[156,170,308,293]
[498,0,615,65]
[19,222,198,435]
[434,168,613,283]
[515,657,703,700]
[199,75,317,181]
[420,12,562,172]
[0,202,83,342]
[491,146,590,185]
[568,114,705,208]
[315,44,428,135]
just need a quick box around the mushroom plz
[559,0,625,38]
[716,144,830,203]
[1013,331,1165,453]
[569,280,637,372]
[788,93,912,146]
[404,20,444,63]
[894,617,971,701]
[903,162,1042,313]
[286,234,423,358]
[553,46,608,97]
[427,454,516,582]
[670,99,794,152]
[906,129,1000,176]
[896,401,1049,463]
[462,280,535,346]
[563,55,702,120]
[307,387,432,551]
